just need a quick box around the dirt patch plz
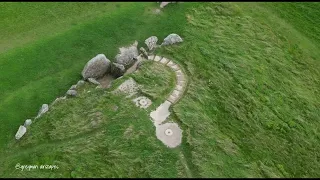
[97,74,115,89]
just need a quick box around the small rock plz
[35,104,49,119]
[145,36,158,51]
[24,119,32,127]
[115,41,139,69]
[81,54,111,80]
[88,78,101,85]
[161,33,183,46]
[139,47,149,59]
[15,125,27,140]
[69,85,77,90]
[76,80,85,87]
[110,63,126,78]
[66,90,77,97]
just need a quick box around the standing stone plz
[66,90,77,97]
[115,41,139,69]
[161,33,183,46]
[24,119,32,127]
[88,78,101,85]
[35,104,49,119]
[81,54,111,80]
[145,36,158,51]
[110,63,126,78]
[15,125,27,140]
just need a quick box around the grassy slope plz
[0,2,197,148]
[0,2,319,178]
[0,2,130,53]
[156,2,319,177]
[0,62,179,178]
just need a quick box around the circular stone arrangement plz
[156,123,182,148]
[133,96,152,109]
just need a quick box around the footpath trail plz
[147,54,189,148]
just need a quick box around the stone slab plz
[150,100,172,125]
[156,122,182,148]
[171,64,180,71]
[154,56,162,62]
[172,90,181,97]
[175,85,183,91]
[175,70,183,77]
[166,61,175,67]
[148,55,155,60]
[177,74,185,82]
[159,57,169,65]
[177,80,186,87]
[168,94,179,103]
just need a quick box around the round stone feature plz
[165,129,173,136]
[155,122,182,148]
[139,99,148,106]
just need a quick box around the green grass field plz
[0,2,319,178]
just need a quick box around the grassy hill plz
[0,2,319,178]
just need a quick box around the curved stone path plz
[148,55,188,148]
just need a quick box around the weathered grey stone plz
[161,33,183,46]
[69,85,77,90]
[115,41,139,69]
[145,36,158,51]
[110,63,126,78]
[66,90,77,97]
[15,125,27,140]
[88,78,101,85]
[35,104,49,119]
[24,119,32,127]
[81,54,111,80]
[76,80,85,87]
[140,47,148,59]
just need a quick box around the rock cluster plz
[17,32,184,142]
